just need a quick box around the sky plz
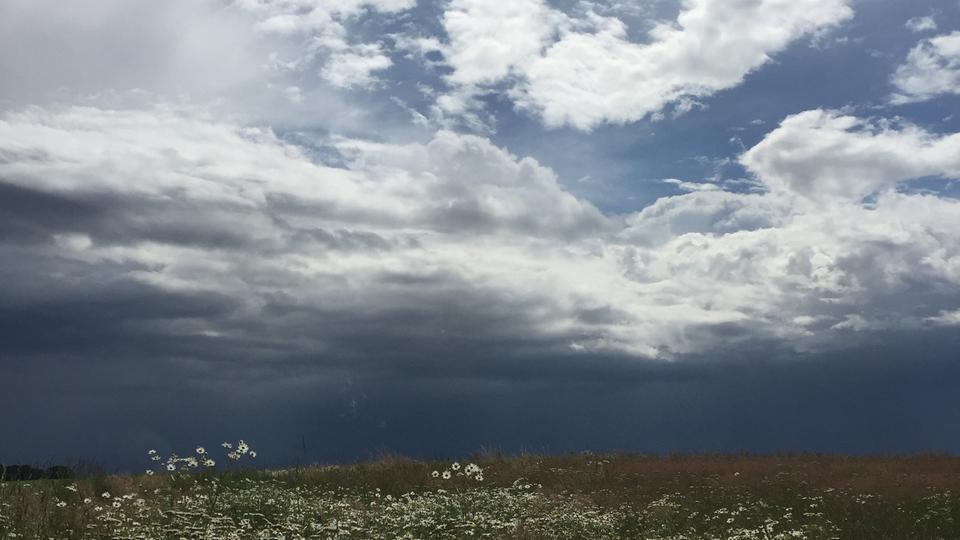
[1,0,960,470]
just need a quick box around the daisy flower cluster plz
[0,456,954,539]
[222,439,257,461]
[431,461,484,482]
[144,440,255,475]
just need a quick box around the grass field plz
[3,452,960,539]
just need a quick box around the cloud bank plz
[2,0,960,463]
[2,105,958,367]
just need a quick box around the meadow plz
[3,446,960,539]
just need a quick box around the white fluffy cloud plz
[235,0,414,91]
[2,105,959,361]
[322,45,393,88]
[436,0,854,129]
[891,31,960,104]
[235,0,415,34]
[905,16,937,34]
[0,105,605,238]
[741,109,960,203]
[442,0,563,87]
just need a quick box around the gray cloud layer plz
[1,0,960,466]
[2,105,959,364]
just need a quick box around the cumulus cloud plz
[435,0,854,129]
[442,0,563,87]
[741,109,960,203]
[236,0,415,34]
[2,104,959,365]
[235,0,416,92]
[617,189,960,354]
[905,16,937,34]
[321,45,393,88]
[0,105,619,367]
[891,31,960,104]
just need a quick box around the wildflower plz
[56,501,67,508]
[442,471,452,480]
[65,484,78,492]
[83,498,92,504]
[476,474,483,482]
[204,459,216,467]
[249,451,257,458]
[148,449,157,455]
[94,506,102,512]
[101,492,111,499]
[238,440,250,454]
[222,442,232,448]
[431,471,440,478]
[166,464,176,471]
[196,446,206,455]
[112,501,121,508]
[146,469,154,476]
[451,462,461,471]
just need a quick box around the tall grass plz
[2,451,960,539]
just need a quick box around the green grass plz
[3,454,960,539]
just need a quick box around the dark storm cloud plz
[3,325,960,470]
[0,182,107,244]
[1,0,960,470]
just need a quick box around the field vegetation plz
[3,448,960,539]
